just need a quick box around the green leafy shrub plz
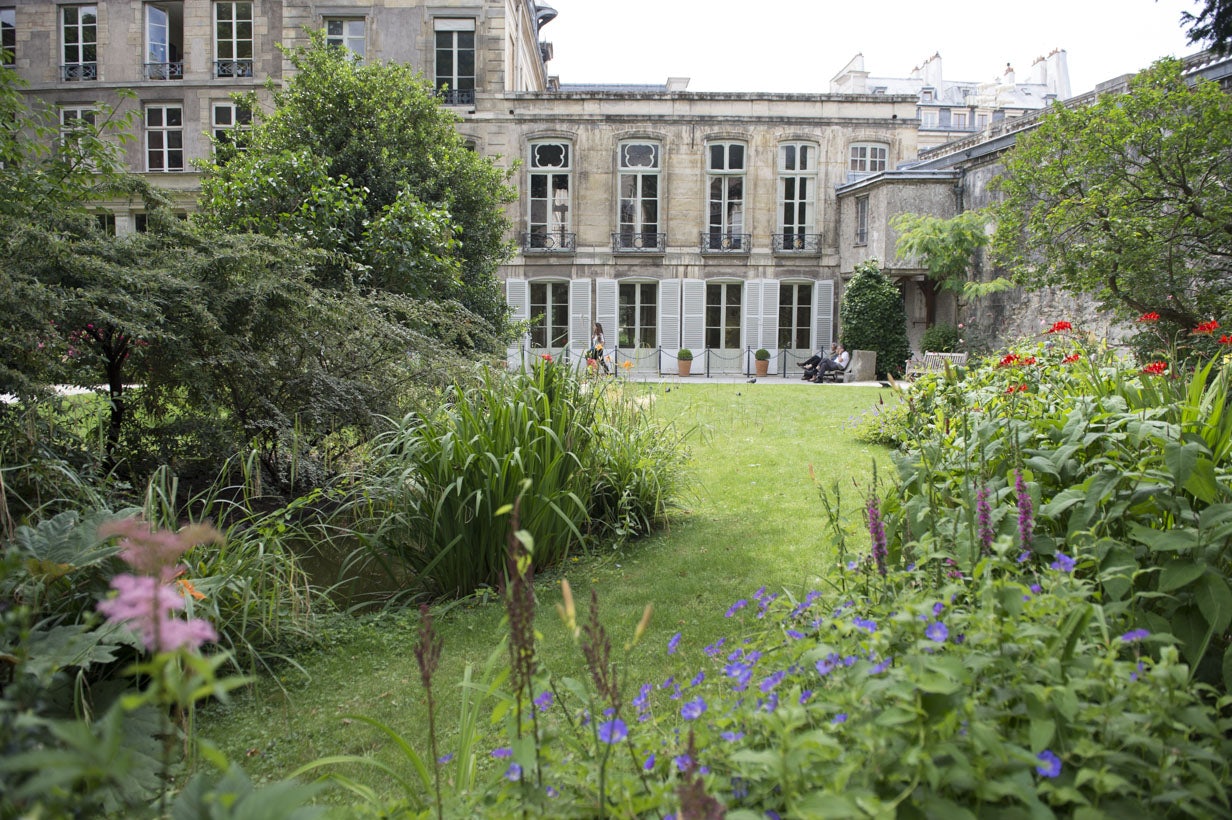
[848,391,913,447]
[754,348,770,361]
[677,349,694,361]
[840,260,911,378]
[920,322,961,353]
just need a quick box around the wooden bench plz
[905,351,968,379]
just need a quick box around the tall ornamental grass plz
[351,358,687,597]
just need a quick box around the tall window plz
[920,110,938,128]
[777,283,813,349]
[145,104,183,172]
[434,19,475,105]
[704,283,742,350]
[61,6,98,81]
[214,2,253,78]
[950,111,968,129]
[145,3,184,80]
[778,142,816,245]
[325,18,365,59]
[855,196,869,245]
[59,106,97,163]
[2,8,16,67]
[529,281,569,349]
[528,141,571,248]
[212,101,251,150]
[849,143,888,175]
[975,112,990,129]
[618,282,657,348]
[706,142,745,250]
[617,142,660,249]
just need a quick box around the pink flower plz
[98,573,217,652]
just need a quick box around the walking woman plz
[589,322,611,374]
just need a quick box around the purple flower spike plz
[1015,470,1034,555]
[976,484,994,553]
[867,496,888,576]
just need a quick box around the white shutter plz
[505,278,529,370]
[659,279,681,364]
[761,279,781,365]
[569,278,591,359]
[595,278,618,348]
[681,279,706,353]
[742,280,761,354]
[812,278,835,352]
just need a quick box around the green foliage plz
[920,322,961,354]
[849,392,913,447]
[891,210,991,294]
[677,349,694,361]
[993,58,1232,329]
[754,349,770,361]
[197,35,516,341]
[839,260,911,378]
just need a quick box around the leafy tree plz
[1181,0,1232,53]
[992,59,1232,330]
[198,36,517,345]
[839,261,911,378]
[890,210,1010,329]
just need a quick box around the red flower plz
[1137,312,1161,323]
[1142,361,1167,375]
[997,354,1022,368]
[1005,383,1028,394]
[1063,353,1081,363]
[541,354,553,362]
[1045,321,1072,334]
[1022,356,1037,366]
[1219,334,1232,346]
[1192,320,1221,335]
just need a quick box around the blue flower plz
[925,621,949,643]
[704,638,726,656]
[691,670,705,687]
[667,632,682,654]
[832,713,847,724]
[505,762,522,781]
[869,658,892,675]
[1120,628,1150,643]
[674,753,692,772]
[758,670,786,694]
[725,599,748,617]
[799,689,814,704]
[491,747,511,758]
[643,752,655,770]
[852,616,878,633]
[534,690,554,711]
[785,629,805,640]
[546,785,559,798]
[681,697,707,720]
[437,753,454,764]
[720,730,744,742]
[1050,552,1075,572]
[1036,749,1062,778]
[633,682,652,709]
[597,718,628,744]
[933,601,945,616]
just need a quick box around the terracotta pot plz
[677,359,693,377]
[754,359,770,377]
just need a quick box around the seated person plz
[811,345,850,382]
[801,343,837,380]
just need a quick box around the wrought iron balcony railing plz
[699,231,751,253]
[612,232,666,253]
[143,61,184,80]
[437,88,476,106]
[61,63,98,81]
[772,232,821,253]
[521,231,576,252]
[214,59,254,78]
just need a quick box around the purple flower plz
[1130,660,1145,681]
[674,754,692,772]
[785,629,805,640]
[1050,552,1075,572]
[97,573,217,653]
[1035,749,1062,778]
[505,762,523,781]
[597,718,628,744]
[691,671,705,687]
[491,747,512,759]
[976,484,994,553]
[546,785,559,798]
[643,752,656,771]
[720,730,744,742]
[758,670,786,694]
[925,621,949,643]
[1120,628,1150,643]
[832,713,848,724]
[534,690,554,712]
[815,655,838,677]
[799,689,814,704]
[867,496,888,576]
[932,601,946,617]
[1030,584,1042,594]
[869,658,892,675]
[725,599,748,617]
[681,697,707,720]
[437,753,454,764]
[852,616,878,633]
[633,682,652,709]
[703,638,726,657]
[667,632,682,655]
[760,693,779,712]
[1015,470,1034,555]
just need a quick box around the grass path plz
[198,382,895,795]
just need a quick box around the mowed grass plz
[198,381,896,796]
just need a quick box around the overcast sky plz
[541,0,1205,96]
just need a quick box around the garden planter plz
[678,359,693,377]
[754,359,770,377]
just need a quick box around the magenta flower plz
[867,496,888,576]
[976,485,994,553]
[1015,470,1034,555]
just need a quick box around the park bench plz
[905,351,968,379]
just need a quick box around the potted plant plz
[754,348,771,377]
[676,348,693,377]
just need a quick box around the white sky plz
[541,0,1205,96]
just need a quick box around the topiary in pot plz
[676,348,693,376]
[754,348,770,376]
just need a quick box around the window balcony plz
[699,231,750,254]
[60,63,97,81]
[143,61,184,80]
[521,231,575,252]
[772,233,821,254]
[214,59,253,78]
[438,88,476,106]
[612,232,666,253]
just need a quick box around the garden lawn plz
[197,381,895,801]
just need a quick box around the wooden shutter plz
[812,278,835,352]
[569,278,591,358]
[505,278,528,370]
[595,278,618,348]
[658,279,681,369]
[681,279,705,353]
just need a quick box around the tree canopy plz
[992,59,1232,330]
[198,37,517,344]
[890,210,1006,327]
